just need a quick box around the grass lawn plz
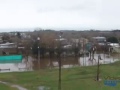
[0,83,18,90]
[0,61,120,90]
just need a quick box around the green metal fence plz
[0,55,23,63]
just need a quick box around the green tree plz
[16,32,21,39]
[2,33,10,43]
[107,37,118,43]
[32,41,39,55]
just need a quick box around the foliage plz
[47,47,55,58]
[73,46,80,56]
[40,43,47,58]
[107,37,118,43]
[32,41,39,55]
[2,33,10,43]
[32,41,47,57]
[55,47,64,57]
[16,32,21,39]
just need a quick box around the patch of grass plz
[0,83,18,90]
[0,61,120,90]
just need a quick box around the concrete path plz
[0,81,27,90]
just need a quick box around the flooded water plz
[79,53,119,66]
[0,56,33,73]
[0,53,119,72]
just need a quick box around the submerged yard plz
[0,61,120,90]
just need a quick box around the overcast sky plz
[0,0,120,31]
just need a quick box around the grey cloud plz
[37,5,84,13]
[37,4,97,13]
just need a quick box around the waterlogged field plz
[0,61,120,90]
[0,53,119,73]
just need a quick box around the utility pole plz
[37,37,40,69]
[38,46,40,69]
[58,33,62,90]
[58,53,61,90]
[26,49,29,70]
[83,39,85,66]
[96,55,100,81]
[104,40,106,64]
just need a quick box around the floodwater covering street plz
[0,53,119,72]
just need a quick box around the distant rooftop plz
[0,43,17,49]
[92,37,106,39]
[0,42,15,45]
[55,38,66,41]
